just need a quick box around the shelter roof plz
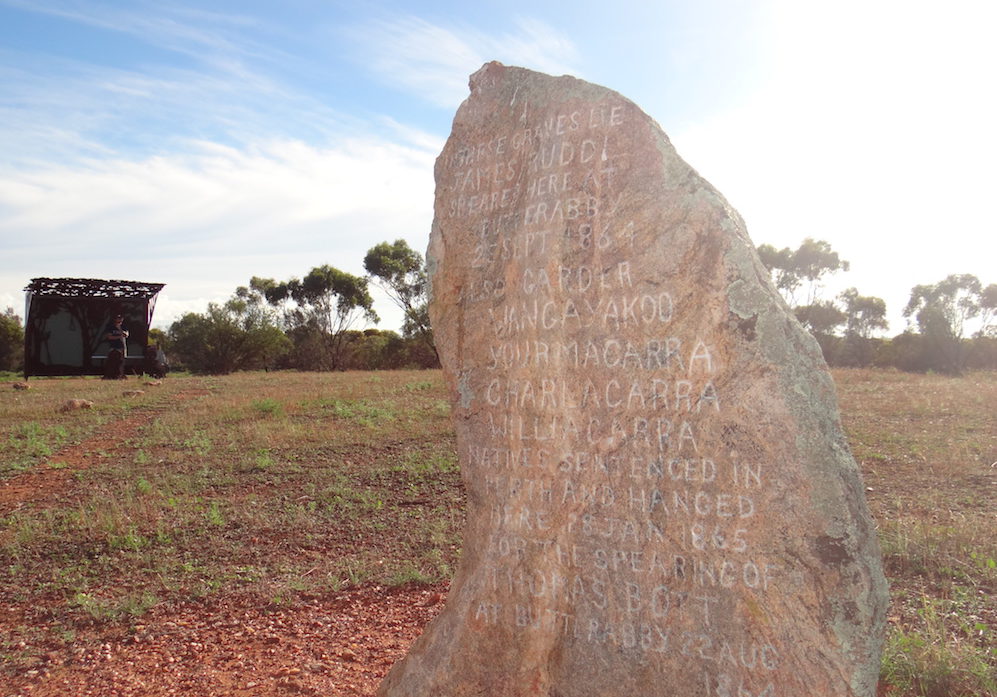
[25,277,165,299]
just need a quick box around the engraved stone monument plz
[379,62,888,697]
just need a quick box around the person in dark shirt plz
[103,314,129,379]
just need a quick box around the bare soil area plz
[1,370,994,697]
[3,583,445,697]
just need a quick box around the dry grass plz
[0,369,994,695]
[0,371,461,638]
[834,368,996,696]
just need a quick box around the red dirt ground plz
[1,390,446,697]
[2,583,446,697]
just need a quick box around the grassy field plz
[835,369,996,696]
[0,369,994,696]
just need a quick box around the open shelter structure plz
[23,278,165,378]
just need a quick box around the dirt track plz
[1,388,444,696]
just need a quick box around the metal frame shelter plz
[23,277,165,378]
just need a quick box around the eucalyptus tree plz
[835,288,889,367]
[757,238,850,307]
[265,265,378,370]
[978,283,997,337]
[902,273,987,373]
[839,288,889,339]
[903,274,983,340]
[363,239,435,356]
[0,307,24,373]
[168,297,290,374]
[793,301,847,336]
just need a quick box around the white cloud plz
[0,0,269,68]
[0,133,438,330]
[0,2,453,331]
[0,2,370,172]
[347,15,581,108]
[0,51,361,169]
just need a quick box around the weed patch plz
[881,595,996,697]
[3,422,70,473]
[314,398,396,426]
[70,590,159,623]
[251,398,284,418]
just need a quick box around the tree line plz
[161,239,438,373]
[757,238,996,373]
[0,238,993,375]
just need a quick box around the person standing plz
[103,313,129,379]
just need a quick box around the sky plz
[1,0,994,335]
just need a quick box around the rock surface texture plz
[378,62,888,697]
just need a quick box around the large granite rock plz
[379,62,888,697]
